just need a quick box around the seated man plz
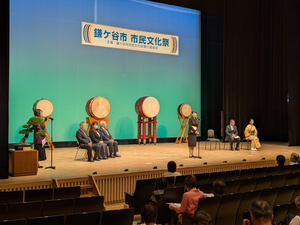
[99,121,121,157]
[244,118,261,151]
[76,122,101,162]
[225,119,241,151]
[242,199,274,225]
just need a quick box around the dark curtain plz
[0,0,9,179]
[201,12,223,138]
[285,1,300,146]
[223,0,288,141]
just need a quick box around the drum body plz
[32,99,54,118]
[177,103,192,117]
[86,97,110,119]
[135,96,160,118]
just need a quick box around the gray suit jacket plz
[225,125,238,141]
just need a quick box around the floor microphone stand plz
[45,118,55,170]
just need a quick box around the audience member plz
[194,210,212,225]
[289,196,300,225]
[204,180,226,198]
[242,199,273,225]
[163,161,182,177]
[169,175,204,224]
[140,204,156,225]
[276,155,286,167]
[289,153,300,165]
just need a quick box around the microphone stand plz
[45,118,55,170]
[195,118,202,159]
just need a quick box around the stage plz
[1,141,300,187]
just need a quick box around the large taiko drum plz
[86,96,110,119]
[177,103,192,117]
[135,96,160,118]
[32,99,54,118]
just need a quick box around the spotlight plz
[179,164,183,167]
[124,169,129,172]
[153,166,157,169]
[93,172,97,175]
[261,157,265,160]
[223,161,227,163]
[203,162,207,165]
[242,159,246,161]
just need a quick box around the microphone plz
[49,117,54,120]
[197,117,201,120]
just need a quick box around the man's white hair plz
[79,121,85,127]
[100,121,106,126]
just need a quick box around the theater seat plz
[27,215,65,225]
[101,208,134,225]
[65,211,101,225]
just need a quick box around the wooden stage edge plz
[1,141,300,204]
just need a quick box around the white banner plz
[81,21,179,55]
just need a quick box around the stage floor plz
[1,142,300,186]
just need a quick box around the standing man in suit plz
[76,122,101,162]
[99,121,121,158]
[225,119,241,151]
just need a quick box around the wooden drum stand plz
[137,116,157,145]
[86,117,109,134]
[175,113,190,144]
[44,117,55,150]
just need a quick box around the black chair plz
[27,215,65,225]
[0,219,26,225]
[7,201,42,220]
[252,167,268,178]
[241,138,251,150]
[254,176,272,191]
[291,184,300,203]
[0,191,23,204]
[0,204,7,221]
[65,211,101,225]
[205,129,221,150]
[274,185,296,206]
[195,196,221,225]
[270,174,287,188]
[166,176,176,187]
[53,186,81,200]
[284,172,300,186]
[174,175,188,187]
[215,193,242,225]
[101,208,134,225]
[239,169,255,180]
[225,180,241,194]
[266,166,280,176]
[273,204,289,224]
[42,198,74,216]
[198,183,213,194]
[236,191,261,225]
[224,170,240,182]
[291,164,300,173]
[74,195,104,213]
[288,202,299,216]
[25,188,53,202]
[279,165,292,175]
[125,178,156,214]
[195,173,210,185]
[239,178,257,193]
[260,187,279,207]
[207,172,226,183]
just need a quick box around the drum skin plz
[32,99,54,118]
[86,96,110,119]
[135,96,160,118]
[177,103,192,117]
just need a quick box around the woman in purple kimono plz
[34,109,47,168]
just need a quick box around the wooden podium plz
[9,150,38,176]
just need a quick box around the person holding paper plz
[225,119,241,151]
[244,118,261,151]
[188,111,199,158]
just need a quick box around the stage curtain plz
[0,0,9,179]
[223,0,289,141]
[201,12,223,138]
[285,0,300,146]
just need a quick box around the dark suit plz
[89,129,109,158]
[225,125,241,149]
[99,127,118,155]
[76,129,101,160]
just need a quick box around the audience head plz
[250,200,273,224]
[140,204,156,224]
[167,161,177,173]
[155,177,168,190]
[193,210,212,225]
[34,109,43,117]
[290,153,299,163]
[184,175,198,190]
[100,120,107,128]
[276,155,285,166]
[295,196,300,210]
[213,180,226,196]
[249,118,254,125]
[79,122,86,130]
[230,119,235,126]
[91,121,98,130]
